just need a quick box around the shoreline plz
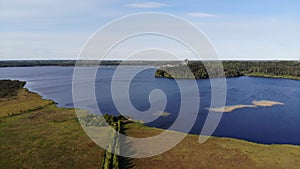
[14,83,300,147]
[245,73,300,80]
[2,79,300,168]
[132,123,300,146]
[155,74,300,81]
[1,64,299,81]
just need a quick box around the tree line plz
[155,61,300,79]
[0,80,26,98]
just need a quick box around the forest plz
[0,60,180,67]
[0,80,26,98]
[155,61,300,80]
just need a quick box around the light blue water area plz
[0,66,299,145]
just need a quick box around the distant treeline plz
[0,60,111,67]
[0,60,182,67]
[0,80,25,98]
[155,61,300,80]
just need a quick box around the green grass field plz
[0,89,104,168]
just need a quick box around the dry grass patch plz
[125,123,300,169]
[0,89,53,117]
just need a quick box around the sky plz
[0,0,299,60]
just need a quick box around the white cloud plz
[126,2,168,8]
[187,12,216,17]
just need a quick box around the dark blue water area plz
[0,66,299,145]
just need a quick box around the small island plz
[153,111,171,117]
[208,100,284,113]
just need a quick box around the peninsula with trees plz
[155,60,300,80]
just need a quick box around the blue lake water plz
[0,66,299,145]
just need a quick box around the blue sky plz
[0,0,299,60]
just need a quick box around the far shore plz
[156,74,300,81]
[246,73,300,80]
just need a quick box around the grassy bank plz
[125,123,300,169]
[0,83,104,168]
[1,80,300,168]
[246,72,300,80]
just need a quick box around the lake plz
[1,66,299,145]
